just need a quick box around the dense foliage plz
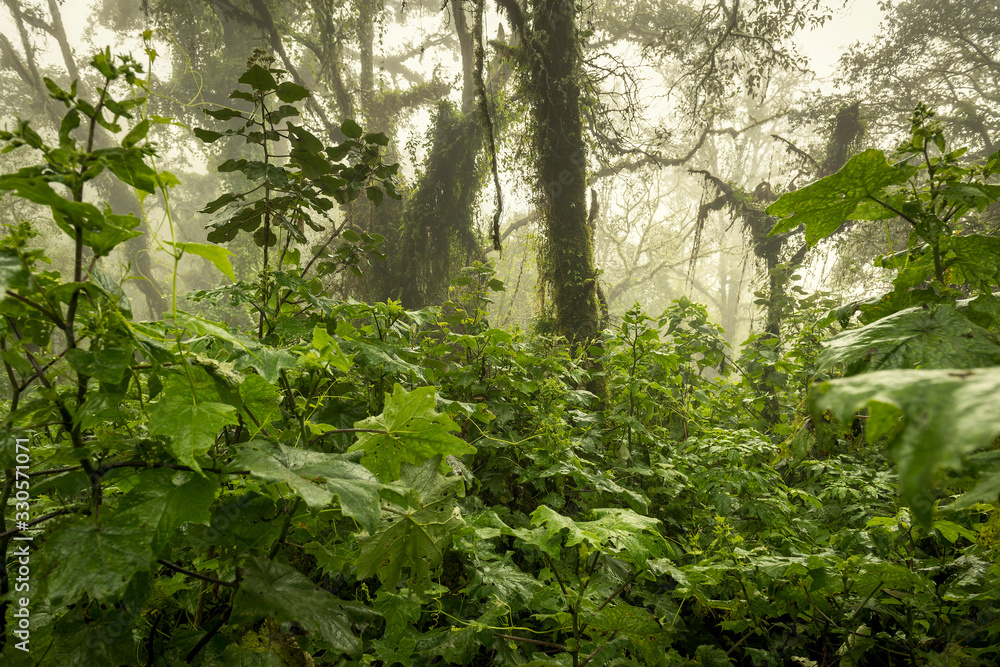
[1,49,999,667]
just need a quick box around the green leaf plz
[468,554,542,609]
[232,345,299,384]
[88,211,142,256]
[65,346,131,383]
[932,519,978,544]
[28,607,138,666]
[290,147,332,179]
[340,118,363,139]
[44,76,70,102]
[288,123,323,152]
[166,241,236,282]
[173,310,253,351]
[217,158,249,173]
[201,191,240,214]
[148,396,238,472]
[194,127,225,143]
[513,506,664,565]
[237,65,277,92]
[0,175,104,230]
[234,559,366,658]
[365,186,383,205]
[275,81,309,103]
[58,108,80,148]
[364,132,390,146]
[91,49,117,79]
[811,367,1000,526]
[349,384,476,481]
[92,265,132,316]
[232,441,381,530]
[950,234,1000,289]
[270,104,300,123]
[121,119,150,148]
[94,147,158,193]
[356,459,466,595]
[229,89,256,103]
[210,646,283,667]
[311,324,352,373]
[243,160,288,185]
[203,107,244,121]
[818,304,1000,373]
[0,248,28,299]
[237,374,281,430]
[327,143,350,161]
[767,149,917,246]
[115,468,219,553]
[40,515,154,605]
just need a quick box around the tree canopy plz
[1,1,999,665]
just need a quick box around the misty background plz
[1,0,996,345]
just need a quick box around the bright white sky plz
[4,1,887,79]
[799,0,885,81]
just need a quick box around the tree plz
[499,0,600,343]
[0,0,168,315]
[488,0,832,345]
[838,0,999,157]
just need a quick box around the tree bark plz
[528,0,600,345]
[451,0,476,114]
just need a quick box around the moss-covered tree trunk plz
[528,0,601,345]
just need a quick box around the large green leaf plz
[350,384,475,481]
[818,304,1000,373]
[232,345,299,384]
[0,175,105,232]
[275,81,309,103]
[309,324,353,373]
[356,459,466,595]
[237,374,281,431]
[767,149,916,246]
[65,345,132,383]
[19,607,137,667]
[148,395,238,472]
[512,506,664,566]
[950,234,1000,290]
[40,515,154,605]
[87,211,142,256]
[811,367,1000,526]
[166,241,236,282]
[340,118,363,139]
[468,555,543,609]
[232,441,381,530]
[173,310,253,351]
[93,147,158,194]
[237,64,277,92]
[234,559,369,658]
[115,468,219,553]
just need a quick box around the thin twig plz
[0,509,78,539]
[493,633,567,651]
[157,559,238,589]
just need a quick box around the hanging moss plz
[394,101,487,307]
[818,101,865,177]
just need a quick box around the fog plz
[1,0,996,343]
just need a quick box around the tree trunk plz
[529,0,600,345]
[451,0,476,114]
